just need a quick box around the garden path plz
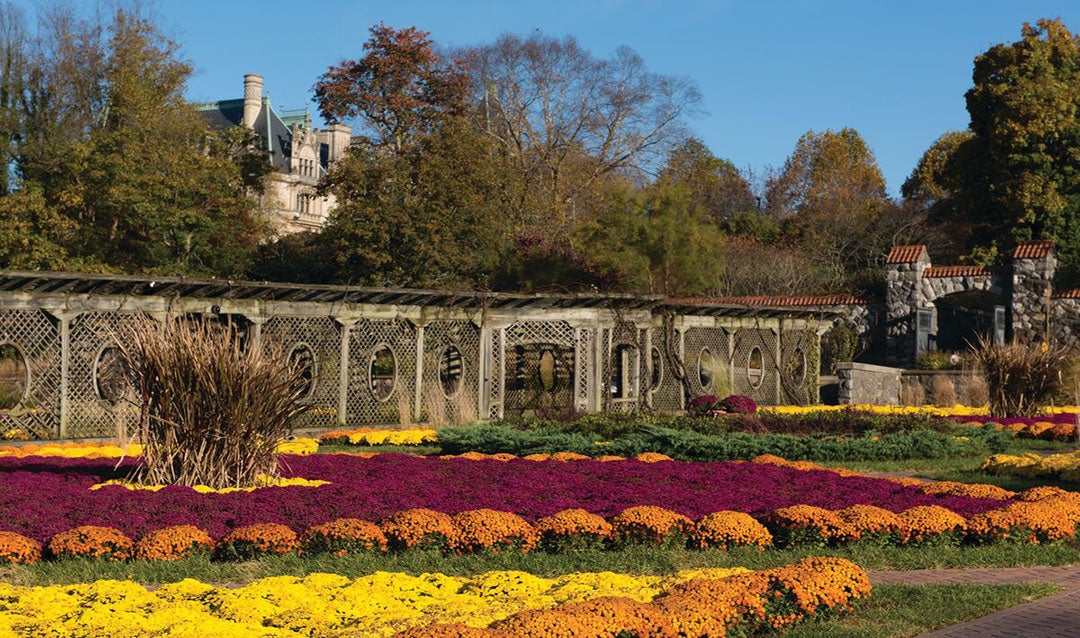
[869,566,1080,637]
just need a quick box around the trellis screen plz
[0,275,831,438]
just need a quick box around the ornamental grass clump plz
[0,531,41,564]
[535,509,613,552]
[133,525,214,561]
[609,505,694,549]
[689,511,773,550]
[117,314,313,489]
[48,525,133,560]
[300,518,387,556]
[972,336,1070,417]
[215,523,300,560]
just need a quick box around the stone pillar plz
[243,74,263,129]
[1010,240,1055,347]
[884,245,930,367]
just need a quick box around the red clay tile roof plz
[886,245,928,264]
[682,294,871,307]
[1053,289,1080,299]
[1013,240,1055,259]
[923,265,1003,278]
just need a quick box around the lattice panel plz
[0,309,60,439]
[487,328,502,420]
[648,328,684,412]
[732,329,780,405]
[574,328,593,412]
[420,321,481,425]
[262,316,342,428]
[67,312,140,438]
[684,327,731,398]
[347,319,418,426]
[603,322,645,413]
[780,329,816,405]
[502,320,576,416]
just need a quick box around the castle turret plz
[242,74,263,128]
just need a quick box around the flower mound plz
[449,509,539,554]
[719,394,757,414]
[835,505,906,545]
[380,508,457,552]
[535,509,612,552]
[396,626,510,638]
[215,523,299,560]
[300,518,387,555]
[920,480,1014,500]
[609,506,693,548]
[899,505,967,545]
[133,525,214,561]
[0,531,41,564]
[690,511,773,550]
[764,505,856,548]
[48,525,133,560]
[966,502,1075,545]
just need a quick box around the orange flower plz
[898,505,966,544]
[966,502,1075,544]
[1048,423,1079,442]
[0,531,41,564]
[835,505,906,544]
[555,597,676,636]
[550,452,591,461]
[301,518,387,555]
[535,509,612,552]
[448,509,539,554]
[609,505,693,548]
[394,625,508,637]
[215,523,299,560]
[48,525,133,561]
[1021,422,1056,439]
[920,481,1014,500]
[133,525,214,561]
[690,511,773,550]
[380,508,457,552]
[634,452,674,463]
[764,505,856,548]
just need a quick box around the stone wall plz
[1051,296,1080,349]
[836,362,901,405]
[1012,253,1055,347]
[899,370,988,408]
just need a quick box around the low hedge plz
[438,423,1010,462]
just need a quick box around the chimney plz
[242,74,263,128]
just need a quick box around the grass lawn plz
[787,583,1060,638]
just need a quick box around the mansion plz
[196,74,352,235]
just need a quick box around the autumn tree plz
[908,19,1080,278]
[0,7,265,275]
[459,32,702,235]
[765,128,893,290]
[655,137,756,224]
[314,23,469,154]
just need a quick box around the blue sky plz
[56,2,1080,195]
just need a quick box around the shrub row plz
[3,485,1071,565]
[496,409,960,439]
[437,423,1010,462]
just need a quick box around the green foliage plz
[438,422,1009,462]
[1,8,266,277]
[915,351,965,371]
[319,117,508,288]
[909,19,1080,281]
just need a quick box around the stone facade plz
[196,74,353,235]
